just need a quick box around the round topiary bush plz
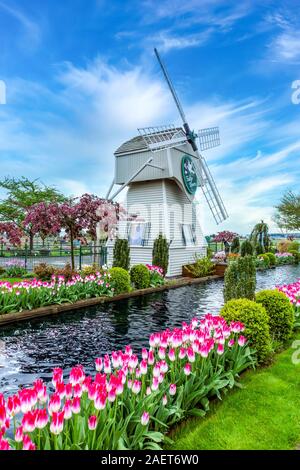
[255,290,294,343]
[288,249,300,264]
[108,267,131,295]
[258,253,270,268]
[220,298,272,363]
[130,264,151,290]
[264,252,276,266]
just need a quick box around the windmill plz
[106,49,228,276]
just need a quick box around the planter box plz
[182,264,197,278]
[214,263,228,276]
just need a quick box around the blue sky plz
[0,0,299,234]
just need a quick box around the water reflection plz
[0,265,299,394]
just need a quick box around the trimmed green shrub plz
[108,267,131,295]
[258,254,270,268]
[54,263,78,282]
[231,237,240,254]
[185,256,215,278]
[240,240,253,257]
[113,238,130,271]
[264,252,276,266]
[130,264,151,290]
[224,255,256,302]
[221,298,272,363]
[287,240,299,253]
[81,264,102,277]
[255,290,295,343]
[152,234,169,276]
[289,249,300,264]
[34,263,55,281]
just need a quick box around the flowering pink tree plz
[213,231,238,243]
[0,222,23,246]
[25,194,121,269]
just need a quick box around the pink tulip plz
[132,380,141,394]
[162,394,168,406]
[50,411,64,435]
[36,409,48,429]
[184,363,192,376]
[141,411,149,426]
[88,415,97,431]
[238,335,247,347]
[168,348,176,362]
[15,426,24,443]
[169,384,176,396]
[71,397,81,414]
[63,400,72,420]
[217,343,224,355]
[95,357,103,372]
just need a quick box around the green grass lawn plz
[170,334,300,450]
[0,277,34,284]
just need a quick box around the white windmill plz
[106,49,228,276]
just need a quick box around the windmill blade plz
[198,127,220,151]
[138,125,187,152]
[194,156,228,225]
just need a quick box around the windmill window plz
[128,222,151,246]
[182,224,196,246]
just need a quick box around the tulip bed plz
[0,273,114,314]
[0,314,254,450]
[277,280,300,325]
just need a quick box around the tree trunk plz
[70,231,75,270]
[29,232,34,252]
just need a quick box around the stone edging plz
[0,275,223,327]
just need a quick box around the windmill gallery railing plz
[0,243,108,272]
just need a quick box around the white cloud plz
[0,1,41,48]
[149,29,213,53]
[271,30,300,62]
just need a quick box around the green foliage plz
[287,240,300,252]
[152,234,169,276]
[250,220,271,253]
[80,264,102,277]
[4,263,27,278]
[230,237,240,254]
[130,264,151,290]
[288,250,300,264]
[0,266,6,275]
[113,238,130,271]
[257,254,270,268]
[255,243,264,256]
[34,263,55,281]
[0,176,65,247]
[264,252,276,266]
[255,290,294,344]
[54,263,78,281]
[240,240,253,257]
[185,256,215,278]
[108,267,131,294]
[224,255,256,302]
[221,298,272,363]
[274,190,300,231]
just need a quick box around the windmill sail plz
[194,156,228,225]
[154,48,228,225]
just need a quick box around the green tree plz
[274,191,300,231]
[249,220,271,254]
[0,177,66,250]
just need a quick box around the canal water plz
[0,264,299,395]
